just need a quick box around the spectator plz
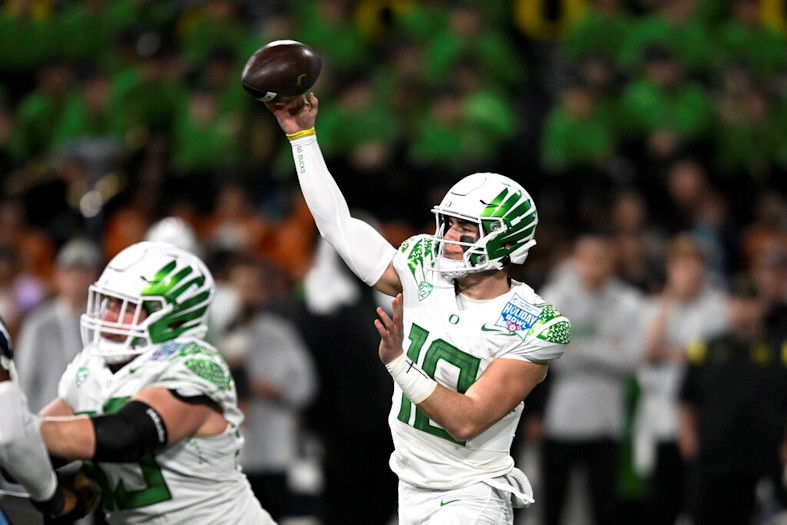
[55,0,113,64]
[216,257,317,522]
[178,0,248,70]
[200,182,271,256]
[751,244,787,340]
[294,0,371,72]
[0,199,56,282]
[679,278,787,525]
[15,238,101,412]
[609,189,665,293]
[634,234,729,525]
[713,67,782,177]
[0,0,54,77]
[740,191,787,269]
[662,158,711,234]
[420,3,524,89]
[619,46,713,161]
[51,68,121,152]
[110,46,186,139]
[561,0,631,62]
[8,59,73,163]
[618,0,713,75]
[717,0,787,76]
[312,77,400,161]
[539,233,645,525]
[171,85,241,175]
[408,88,513,173]
[0,244,47,338]
[541,78,617,173]
[297,238,398,525]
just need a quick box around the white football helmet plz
[145,216,202,257]
[81,241,214,363]
[430,172,538,278]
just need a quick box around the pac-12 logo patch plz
[76,367,89,387]
[495,294,542,339]
[418,281,433,301]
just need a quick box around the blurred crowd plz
[0,0,786,524]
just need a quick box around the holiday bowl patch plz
[149,341,184,361]
[495,294,542,339]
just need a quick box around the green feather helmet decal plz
[141,260,212,343]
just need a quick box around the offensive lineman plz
[14,241,272,524]
[266,94,571,523]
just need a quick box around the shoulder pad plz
[151,340,235,395]
[148,340,221,362]
[181,357,233,391]
[399,235,435,283]
[528,304,571,345]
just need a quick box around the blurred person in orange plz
[200,182,270,255]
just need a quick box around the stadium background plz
[0,0,786,524]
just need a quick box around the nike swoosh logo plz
[440,499,460,507]
[480,324,518,336]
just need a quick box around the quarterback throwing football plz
[267,93,571,524]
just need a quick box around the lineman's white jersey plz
[58,337,272,525]
[389,235,570,490]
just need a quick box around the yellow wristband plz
[286,128,316,141]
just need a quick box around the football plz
[241,40,322,103]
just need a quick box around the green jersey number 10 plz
[396,323,481,445]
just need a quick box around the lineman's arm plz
[265,93,402,296]
[0,368,93,519]
[39,387,226,461]
[0,376,58,503]
[375,294,548,441]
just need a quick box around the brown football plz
[241,40,322,102]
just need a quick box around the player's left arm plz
[376,294,548,441]
[417,359,547,441]
[40,387,226,461]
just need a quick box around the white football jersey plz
[58,337,272,524]
[389,235,570,490]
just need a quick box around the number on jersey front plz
[396,324,480,445]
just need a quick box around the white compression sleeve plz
[0,381,57,501]
[290,134,396,286]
